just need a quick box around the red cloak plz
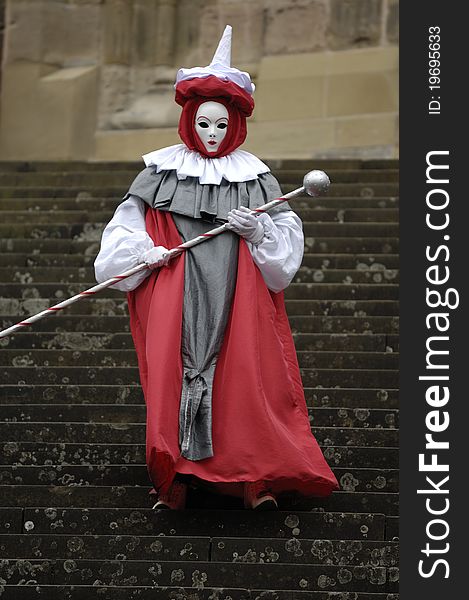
[127,207,339,500]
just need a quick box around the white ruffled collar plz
[142,144,270,185]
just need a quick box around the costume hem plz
[147,463,339,500]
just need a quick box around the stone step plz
[0,282,400,302]
[0,385,399,410]
[0,195,400,211]
[0,297,399,317]
[0,164,398,177]
[273,159,399,171]
[0,365,135,385]
[0,168,398,187]
[298,208,398,223]
[0,266,399,285]
[308,388,398,409]
[0,161,142,173]
[0,236,399,254]
[0,423,399,447]
[300,369,398,389]
[0,253,98,267]
[0,173,139,187]
[214,537,399,567]
[0,349,140,366]
[1,207,399,225]
[0,221,399,239]
[0,223,104,239]
[298,352,398,369]
[0,252,400,270]
[2,210,113,224]
[21,507,386,538]
[0,532,211,560]
[0,464,398,493]
[386,517,399,541]
[0,331,396,352]
[0,532,398,566]
[0,405,398,430]
[302,254,399,270]
[290,316,399,334]
[293,268,399,285]
[0,158,399,171]
[1,366,399,388]
[303,238,399,253]
[304,223,398,238]
[0,587,400,600]
[0,238,100,254]
[0,507,22,532]
[0,485,398,514]
[385,334,399,352]
[0,558,398,592]
[0,267,94,284]
[0,332,137,350]
[253,168,400,185]
[0,349,399,369]
[296,196,398,209]
[323,446,397,469]
[0,297,129,318]
[0,315,399,335]
[0,182,399,198]
[1,442,398,469]
[283,182,399,197]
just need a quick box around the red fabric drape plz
[175,75,254,116]
[127,209,339,501]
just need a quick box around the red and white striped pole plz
[0,170,330,339]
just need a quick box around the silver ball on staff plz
[303,170,331,197]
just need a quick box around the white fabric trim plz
[94,196,154,292]
[174,67,255,95]
[142,144,270,185]
[174,25,255,95]
[247,211,304,293]
[94,195,303,294]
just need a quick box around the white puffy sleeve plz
[94,196,155,292]
[246,210,304,293]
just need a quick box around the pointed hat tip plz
[210,24,232,67]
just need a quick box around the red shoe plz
[244,480,278,510]
[152,481,187,510]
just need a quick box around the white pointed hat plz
[174,25,255,96]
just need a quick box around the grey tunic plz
[124,167,292,461]
[123,167,290,222]
[172,214,238,460]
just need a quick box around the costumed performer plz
[94,25,339,511]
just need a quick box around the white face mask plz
[194,101,229,154]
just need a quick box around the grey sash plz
[172,214,238,460]
[124,167,291,461]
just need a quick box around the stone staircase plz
[0,159,399,599]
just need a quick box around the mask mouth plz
[207,140,217,146]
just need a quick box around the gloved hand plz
[141,245,171,270]
[226,206,265,245]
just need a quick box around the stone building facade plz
[0,0,398,160]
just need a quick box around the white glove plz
[141,245,171,270]
[226,206,265,245]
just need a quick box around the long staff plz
[0,170,330,339]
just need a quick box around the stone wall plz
[0,0,5,89]
[0,0,398,160]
